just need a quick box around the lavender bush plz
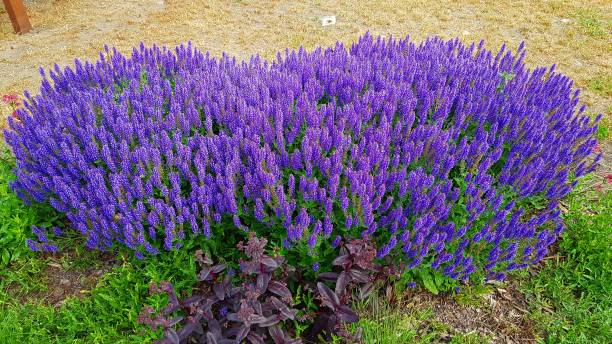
[5,34,600,281]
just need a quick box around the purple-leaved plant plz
[140,233,303,344]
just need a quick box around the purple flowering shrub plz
[5,33,601,281]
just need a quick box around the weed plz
[575,9,609,37]
[587,75,612,98]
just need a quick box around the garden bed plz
[0,2,610,344]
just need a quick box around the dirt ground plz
[0,1,610,116]
[8,252,115,306]
[408,284,537,343]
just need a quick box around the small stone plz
[59,278,70,285]
[560,18,572,24]
[320,15,336,26]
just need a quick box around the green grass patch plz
[0,246,200,343]
[349,292,444,343]
[349,290,495,343]
[575,9,610,38]
[587,75,612,98]
[0,146,64,266]
[522,182,612,343]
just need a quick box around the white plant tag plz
[320,15,336,27]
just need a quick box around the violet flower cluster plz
[5,34,600,281]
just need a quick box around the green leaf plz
[421,271,438,295]
[433,271,445,288]
[1,249,10,266]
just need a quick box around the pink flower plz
[606,174,612,184]
[2,94,20,106]
[593,143,601,153]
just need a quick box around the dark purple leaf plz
[178,321,203,338]
[195,250,213,265]
[268,281,291,299]
[269,296,285,308]
[275,256,285,265]
[358,282,374,300]
[198,267,212,281]
[237,325,251,342]
[345,242,361,255]
[349,269,370,283]
[248,314,267,324]
[335,271,349,296]
[259,315,280,327]
[165,328,180,344]
[317,282,340,309]
[206,332,218,344]
[261,257,279,269]
[269,325,285,344]
[307,313,336,341]
[166,316,183,327]
[213,282,225,301]
[248,332,266,344]
[336,304,359,323]
[332,254,350,267]
[318,272,339,281]
[211,264,226,274]
[279,306,297,320]
[227,313,238,322]
[253,300,263,315]
[208,319,222,338]
[181,295,203,306]
[257,273,271,293]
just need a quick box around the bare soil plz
[7,251,116,306]
[0,1,610,116]
[407,284,537,343]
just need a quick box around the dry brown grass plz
[1,0,610,123]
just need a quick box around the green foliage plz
[449,332,491,344]
[398,268,461,295]
[522,182,611,343]
[496,71,515,93]
[349,291,493,343]
[587,75,611,98]
[598,122,609,141]
[0,146,64,266]
[350,292,436,343]
[0,247,199,343]
[575,9,609,38]
[453,283,492,307]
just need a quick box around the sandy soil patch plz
[0,1,609,115]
